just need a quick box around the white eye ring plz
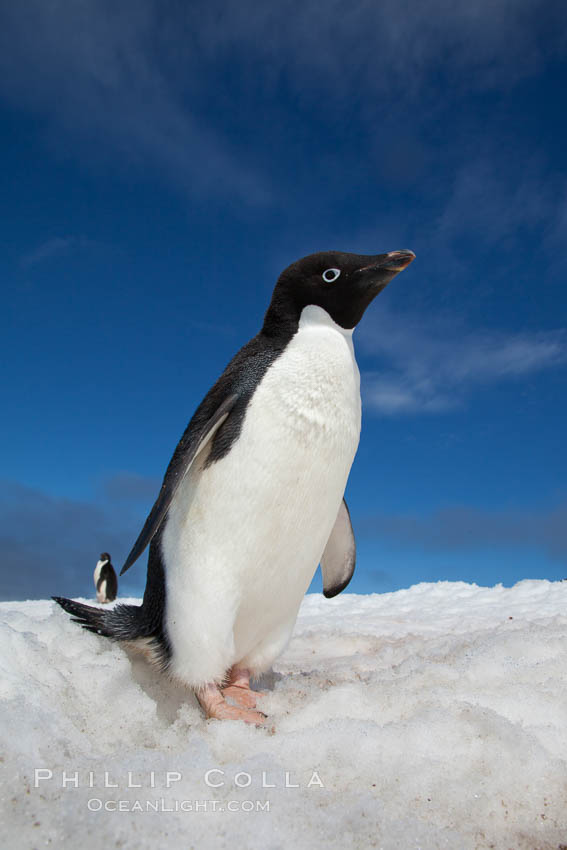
[322,268,341,283]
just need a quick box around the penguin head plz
[264,249,415,332]
[99,552,111,563]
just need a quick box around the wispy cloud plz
[0,1,270,205]
[167,0,565,95]
[20,235,100,269]
[0,0,563,205]
[361,502,567,564]
[359,307,566,415]
[333,143,567,295]
[437,161,556,248]
[432,155,567,276]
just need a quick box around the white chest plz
[253,304,361,445]
[93,560,106,585]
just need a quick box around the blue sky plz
[1,0,566,600]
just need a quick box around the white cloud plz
[365,377,459,415]
[359,307,566,415]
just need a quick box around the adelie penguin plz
[93,552,118,604]
[54,248,415,725]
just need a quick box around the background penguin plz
[54,248,415,725]
[93,552,118,603]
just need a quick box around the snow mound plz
[1,581,567,849]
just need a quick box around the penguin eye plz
[322,268,341,283]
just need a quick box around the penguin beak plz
[353,249,415,297]
[380,250,416,271]
[359,250,416,275]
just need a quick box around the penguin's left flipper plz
[321,498,356,598]
[120,392,239,576]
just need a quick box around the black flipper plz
[321,498,356,598]
[120,392,239,576]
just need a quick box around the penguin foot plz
[221,666,265,709]
[196,683,268,726]
[222,684,258,709]
[210,703,268,725]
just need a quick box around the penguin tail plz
[52,596,144,640]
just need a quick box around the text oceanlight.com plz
[87,799,271,813]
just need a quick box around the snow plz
[1,580,567,849]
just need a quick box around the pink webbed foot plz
[196,682,267,726]
[222,685,258,708]
[221,666,265,709]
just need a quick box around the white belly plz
[161,305,361,686]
